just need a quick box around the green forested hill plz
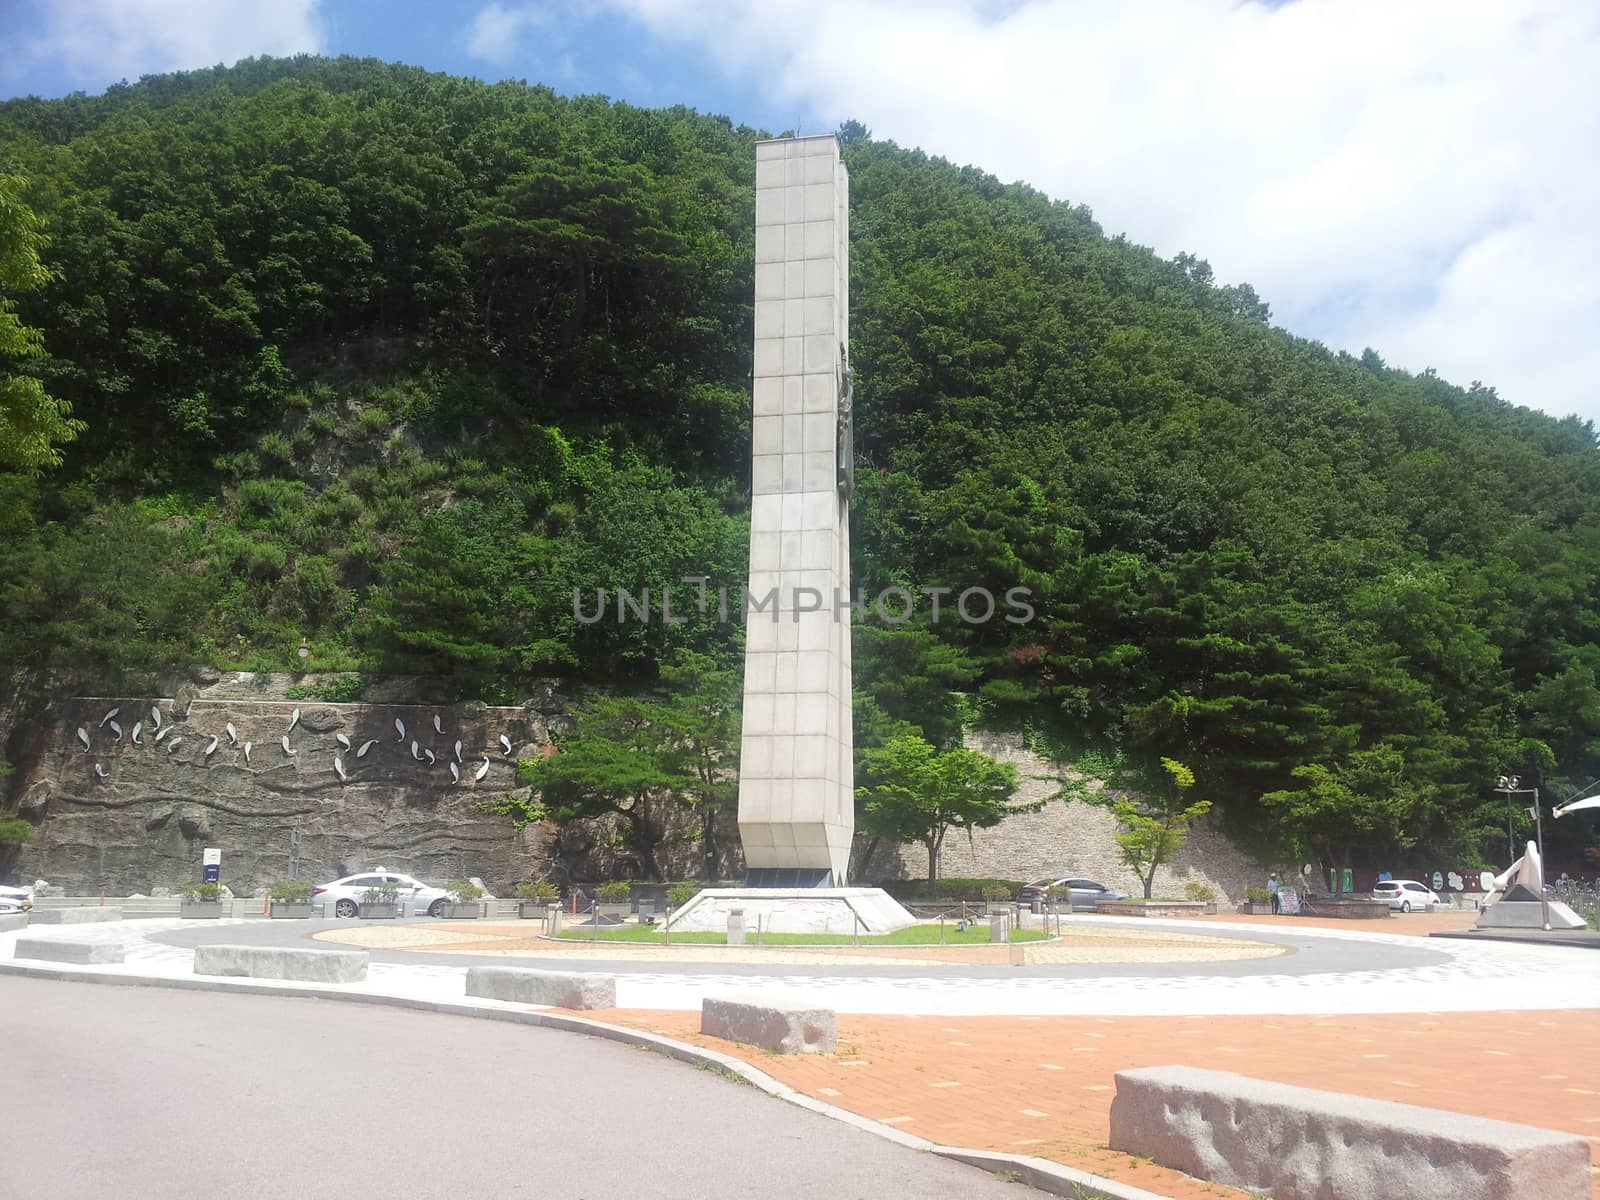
[2,55,1597,870]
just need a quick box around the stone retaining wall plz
[872,731,1264,904]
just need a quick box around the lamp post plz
[1493,775,1550,931]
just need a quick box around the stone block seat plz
[1109,1065,1590,1200]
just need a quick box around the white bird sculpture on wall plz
[424,748,436,765]
[395,717,406,742]
[433,713,443,735]
[356,739,376,758]
[226,722,238,746]
[109,720,123,743]
[499,734,512,757]
[99,707,120,728]
[281,735,296,757]
[76,727,91,752]
[93,763,106,778]
[453,739,463,763]
[131,721,143,744]
[410,740,421,761]
[150,706,162,730]
[474,757,490,782]
[204,735,219,758]
[243,741,252,764]
[336,732,351,750]
[154,726,170,744]
[449,761,460,785]
[333,755,348,783]
[288,707,301,733]
[166,738,183,755]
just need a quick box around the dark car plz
[1015,876,1128,910]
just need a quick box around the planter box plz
[269,902,314,920]
[1094,900,1209,918]
[1239,902,1274,915]
[359,902,399,920]
[1300,898,1391,920]
[179,900,225,919]
[517,902,552,920]
[441,903,483,919]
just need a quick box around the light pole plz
[1494,775,1550,931]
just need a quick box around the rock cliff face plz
[11,686,556,893]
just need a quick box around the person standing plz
[1268,872,1281,914]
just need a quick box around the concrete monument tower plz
[666,136,913,934]
[738,133,855,887]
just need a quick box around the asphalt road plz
[148,915,1450,981]
[0,975,1041,1200]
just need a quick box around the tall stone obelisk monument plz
[739,134,854,886]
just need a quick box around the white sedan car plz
[312,870,450,918]
[1372,879,1441,912]
[0,885,33,914]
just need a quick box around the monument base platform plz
[664,888,917,935]
[1475,898,1587,930]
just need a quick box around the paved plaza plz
[5,910,1596,1198]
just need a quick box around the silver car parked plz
[1015,876,1128,910]
[1372,879,1441,912]
[312,870,451,918]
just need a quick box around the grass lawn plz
[556,923,1051,946]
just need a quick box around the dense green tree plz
[857,734,1022,880]
[1109,757,1213,899]
[656,650,742,879]
[0,173,84,473]
[503,693,683,881]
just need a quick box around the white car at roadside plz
[1372,879,1441,912]
[0,885,33,914]
[312,870,450,918]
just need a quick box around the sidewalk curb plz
[0,958,1173,1199]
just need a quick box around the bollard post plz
[664,905,672,946]
[940,915,946,945]
[853,910,860,948]
[727,907,746,946]
[756,914,763,947]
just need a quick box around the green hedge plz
[878,878,1024,902]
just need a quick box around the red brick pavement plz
[590,1007,1600,1199]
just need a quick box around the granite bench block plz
[1109,1065,1590,1200]
[465,966,616,1010]
[15,937,126,964]
[29,907,123,924]
[700,996,837,1055]
[193,944,368,983]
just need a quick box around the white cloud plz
[20,0,325,85]
[609,0,1600,423]
[465,3,552,68]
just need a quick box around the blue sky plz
[5,0,1597,425]
[2,0,805,134]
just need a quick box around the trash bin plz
[1030,896,1043,915]
[989,912,1010,943]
